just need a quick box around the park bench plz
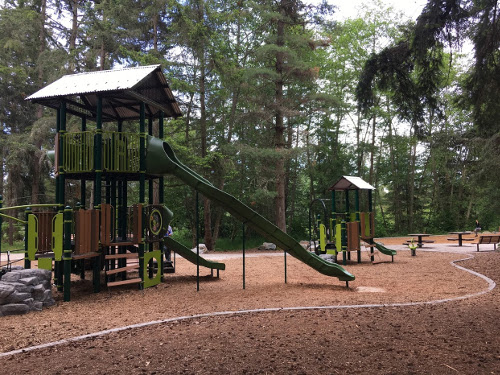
[473,235,499,252]
[446,237,474,241]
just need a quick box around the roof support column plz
[139,102,146,290]
[159,112,164,204]
[94,96,103,209]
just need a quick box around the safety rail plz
[59,131,141,174]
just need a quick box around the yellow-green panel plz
[319,224,326,252]
[38,257,52,271]
[52,213,63,261]
[27,214,38,260]
[364,213,371,237]
[143,250,162,288]
[335,223,342,252]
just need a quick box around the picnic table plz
[448,231,473,246]
[407,233,431,248]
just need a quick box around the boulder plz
[258,242,277,251]
[19,277,40,286]
[0,303,30,316]
[191,244,207,254]
[0,268,54,316]
[0,283,15,300]
[32,284,46,301]
[6,291,32,304]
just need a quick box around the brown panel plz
[35,212,56,254]
[347,222,360,251]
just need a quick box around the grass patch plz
[0,241,24,253]
[171,234,266,252]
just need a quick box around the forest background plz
[1,0,499,250]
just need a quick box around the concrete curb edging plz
[0,255,495,358]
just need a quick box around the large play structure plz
[309,176,396,264]
[0,65,355,302]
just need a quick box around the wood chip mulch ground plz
[1,236,499,374]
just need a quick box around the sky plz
[328,0,428,21]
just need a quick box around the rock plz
[7,282,34,294]
[6,291,32,304]
[258,242,277,250]
[319,253,335,262]
[0,268,54,315]
[1,272,22,283]
[32,284,46,301]
[33,301,43,311]
[3,269,50,282]
[299,241,310,249]
[0,283,15,300]
[23,298,35,309]
[19,277,40,286]
[191,244,207,254]
[43,295,56,307]
[1,303,30,316]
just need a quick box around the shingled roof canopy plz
[26,65,182,122]
[328,176,375,191]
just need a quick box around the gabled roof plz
[26,65,182,121]
[328,176,375,191]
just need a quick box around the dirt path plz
[1,238,499,374]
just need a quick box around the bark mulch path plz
[1,236,499,374]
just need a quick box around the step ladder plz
[105,252,141,287]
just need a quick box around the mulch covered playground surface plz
[1,235,499,374]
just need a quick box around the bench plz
[473,235,500,252]
[447,238,474,241]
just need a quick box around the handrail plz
[0,204,62,212]
[0,212,27,224]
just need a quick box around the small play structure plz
[309,176,396,264]
[0,65,357,302]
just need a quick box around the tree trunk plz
[274,4,287,232]
[69,0,78,72]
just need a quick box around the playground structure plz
[0,65,356,302]
[309,176,396,264]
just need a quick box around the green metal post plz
[80,116,86,207]
[58,102,66,209]
[159,112,165,204]
[24,208,31,269]
[355,190,360,221]
[284,249,287,284]
[345,190,350,220]
[368,189,373,212]
[147,116,154,279]
[94,97,102,208]
[93,252,100,293]
[196,191,200,291]
[55,107,61,205]
[341,220,347,265]
[63,206,72,302]
[331,190,336,240]
[242,222,245,290]
[139,102,146,290]
[0,195,2,266]
[355,189,361,263]
[159,112,165,282]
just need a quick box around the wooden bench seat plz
[72,252,101,260]
[473,235,500,252]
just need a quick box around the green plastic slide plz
[374,242,397,257]
[164,236,226,271]
[146,136,354,282]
